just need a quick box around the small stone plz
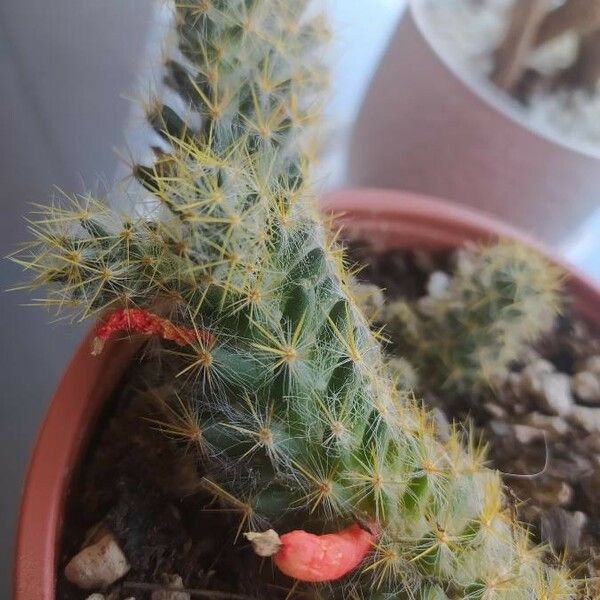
[556,481,574,506]
[151,574,189,600]
[530,480,572,507]
[555,481,574,506]
[488,419,510,437]
[519,347,542,364]
[572,371,600,403]
[452,246,476,274]
[512,402,529,416]
[64,533,130,590]
[85,595,105,600]
[524,412,569,438]
[530,372,574,416]
[511,424,545,445]
[540,508,586,552]
[505,372,522,397]
[547,455,593,483]
[244,529,282,557]
[426,271,450,298]
[520,359,555,396]
[570,405,600,433]
[583,355,600,375]
[578,434,600,453]
[483,402,506,419]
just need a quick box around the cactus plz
[11,1,578,598]
[381,243,562,395]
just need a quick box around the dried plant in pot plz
[9,2,600,600]
[348,0,600,245]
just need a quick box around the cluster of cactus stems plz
[381,244,563,396]
[11,1,579,598]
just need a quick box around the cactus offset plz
[11,1,578,598]
[381,243,562,395]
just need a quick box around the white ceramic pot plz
[347,0,600,245]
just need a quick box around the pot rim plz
[13,187,600,598]
[408,0,600,161]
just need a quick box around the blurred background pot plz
[347,0,600,246]
[13,188,600,599]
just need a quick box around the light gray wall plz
[0,1,155,595]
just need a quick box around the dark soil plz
[57,244,600,599]
[57,360,285,599]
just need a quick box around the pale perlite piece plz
[489,420,511,437]
[151,574,190,600]
[244,529,282,557]
[540,508,587,553]
[537,373,575,415]
[521,362,574,416]
[426,271,450,298]
[531,480,573,507]
[583,355,600,375]
[64,533,130,590]
[572,371,600,403]
[85,595,105,600]
[524,412,569,438]
[520,359,556,397]
[511,424,545,445]
[570,405,600,433]
[484,402,507,419]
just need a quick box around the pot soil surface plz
[58,245,600,599]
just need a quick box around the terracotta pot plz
[13,332,143,600]
[348,0,600,245]
[13,189,600,599]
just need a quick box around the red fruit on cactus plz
[92,308,210,355]
[246,523,377,583]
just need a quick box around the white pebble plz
[570,405,600,433]
[426,271,450,298]
[572,371,600,403]
[521,362,573,416]
[525,412,569,438]
[64,533,130,590]
[151,574,190,600]
[512,424,545,444]
[583,356,600,375]
[520,360,554,394]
